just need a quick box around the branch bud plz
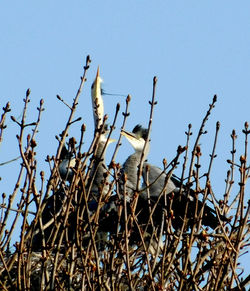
[26,88,31,97]
[126,94,131,103]
[10,116,16,122]
[81,123,86,132]
[240,155,246,163]
[30,139,37,148]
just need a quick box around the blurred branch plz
[0,102,11,145]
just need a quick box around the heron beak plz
[96,65,100,78]
[121,129,137,140]
[99,135,116,145]
[121,130,139,146]
[108,138,116,144]
[92,66,102,92]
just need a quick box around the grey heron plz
[120,124,166,251]
[121,124,223,230]
[89,66,115,200]
[86,67,117,248]
[33,67,113,251]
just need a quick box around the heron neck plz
[89,140,109,198]
[122,150,147,196]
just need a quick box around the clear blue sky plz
[1,0,249,274]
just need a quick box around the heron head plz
[121,124,149,153]
[99,132,116,145]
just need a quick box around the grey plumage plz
[58,145,75,182]
[141,163,176,200]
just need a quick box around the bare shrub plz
[0,56,249,290]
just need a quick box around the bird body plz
[32,188,65,250]
[58,156,75,182]
[58,144,76,182]
[142,163,176,200]
[121,124,223,230]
